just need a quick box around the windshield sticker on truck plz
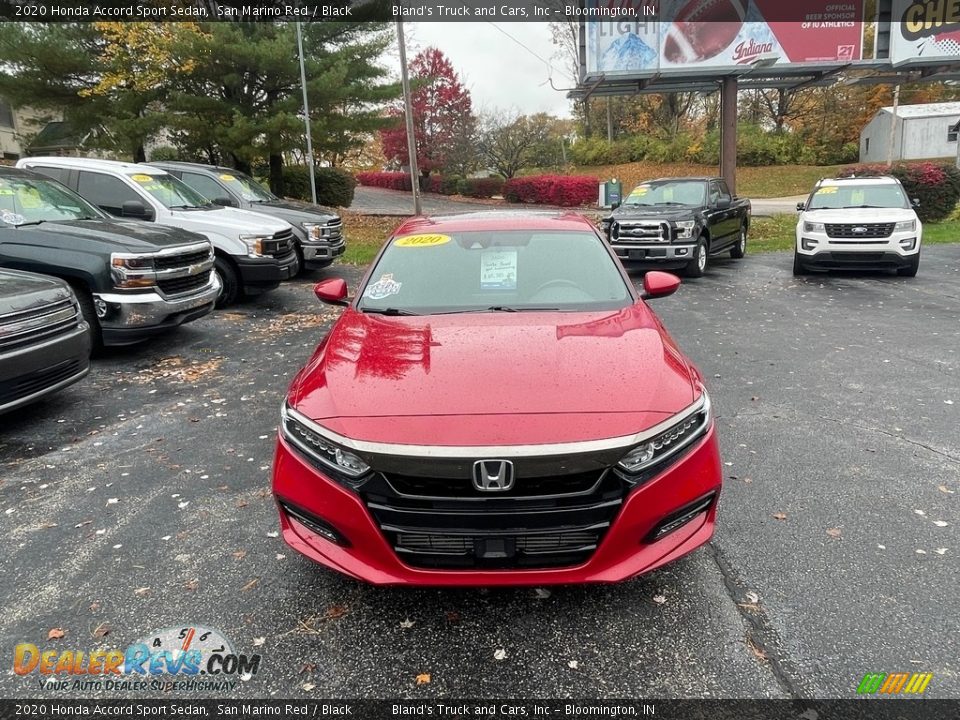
[363,273,402,300]
[630,186,649,197]
[394,233,451,248]
[219,174,237,182]
[816,186,839,194]
[480,250,518,290]
[1,210,24,225]
[130,174,156,183]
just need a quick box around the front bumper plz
[96,275,219,346]
[271,425,722,586]
[0,321,90,414]
[610,243,696,269]
[235,250,299,292]
[796,232,920,271]
[301,238,346,267]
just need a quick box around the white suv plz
[795,176,922,277]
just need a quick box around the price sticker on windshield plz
[130,174,155,183]
[816,186,838,194]
[394,234,451,248]
[219,174,236,181]
[630,186,649,197]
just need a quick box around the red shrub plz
[503,175,597,207]
[355,172,411,191]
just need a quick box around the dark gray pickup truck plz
[148,162,345,273]
[0,166,218,351]
[601,177,751,277]
[0,268,90,414]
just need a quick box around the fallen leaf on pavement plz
[184,579,199,592]
[653,594,667,605]
[241,578,259,592]
[938,485,955,495]
[252,637,265,647]
[746,635,768,662]
[493,649,507,661]
[415,673,431,686]
[772,512,787,521]
[232,550,247,560]
[134,587,150,597]
[92,623,110,638]
[826,528,842,539]
[301,683,315,692]
[568,660,579,669]
[324,605,349,620]
[48,628,65,640]
[399,619,415,629]
[445,611,461,624]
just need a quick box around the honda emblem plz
[472,460,515,492]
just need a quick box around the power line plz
[485,22,576,84]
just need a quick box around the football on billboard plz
[663,0,748,64]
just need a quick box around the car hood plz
[15,218,209,252]
[167,206,292,235]
[801,208,918,223]
[0,268,72,309]
[250,199,338,226]
[289,305,700,446]
[609,206,698,222]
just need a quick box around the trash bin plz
[599,179,623,208]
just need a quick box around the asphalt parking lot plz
[1,244,958,699]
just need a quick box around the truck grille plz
[154,249,210,270]
[263,228,295,256]
[612,221,670,243]
[158,272,210,296]
[0,358,84,407]
[0,299,81,353]
[362,470,623,570]
[825,223,895,239]
[324,218,343,240]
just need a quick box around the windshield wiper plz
[841,205,887,209]
[360,307,420,316]
[14,220,45,227]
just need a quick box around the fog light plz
[278,499,349,546]
[676,248,689,256]
[645,493,716,543]
[801,238,818,251]
[899,238,916,251]
[94,297,109,319]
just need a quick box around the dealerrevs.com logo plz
[13,625,262,693]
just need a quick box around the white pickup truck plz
[794,176,922,277]
[18,157,299,305]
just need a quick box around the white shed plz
[860,102,960,163]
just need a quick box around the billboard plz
[585,0,865,77]
[890,0,960,65]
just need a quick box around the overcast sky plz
[403,23,575,118]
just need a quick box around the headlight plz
[239,234,268,258]
[894,219,916,232]
[674,220,696,239]
[616,390,711,481]
[804,221,825,233]
[110,253,157,289]
[302,222,326,241]
[280,403,371,486]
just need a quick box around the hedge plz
[356,172,504,199]
[503,175,597,207]
[838,162,960,223]
[281,166,356,208]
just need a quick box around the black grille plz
[157,271,210,296]
[263,229,295,256]
[825,223,895,239]
[0,300,80,352]
[362,471,624,570]
[0,358,84,406]
[154,249,210,270]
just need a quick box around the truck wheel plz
[730,224,747,259]
[294,245,308,277]
[71,284,104,355]
[897,251,920,277]
[214,255,240,308]
[684,237,708,278]
[792,252,809,276]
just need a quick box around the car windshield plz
[807,182,910,210]
[624,181,706,207]
[0,174,103,226]
[127,172,212,209]
[217,171,276,202]
[358,229,632,315]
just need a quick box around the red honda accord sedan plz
[272,213,721,586]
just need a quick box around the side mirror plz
[796,202,806,212]
[912,198,921,208]
[717,196,732,209]
[212,196,238,208]
[314,278,349,306]
[641,271,681,300]
[121,200,153,220]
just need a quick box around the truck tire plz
[71,283,104,355]
[684,236,708,278]
[730,223,747,259]
[897,251,920,277]
[792,252,809,276]
[214,255,240,308]
[294,245,308,277]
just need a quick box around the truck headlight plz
[804,221,825,233]
[894,219,916,232]
[302,222,327,241]
[239,234,268,258]
[674,220,696,239]
[110,253,157,289]
[281,403,371,486]
[616,391,711,482]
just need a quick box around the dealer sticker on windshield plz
[363,273,402,300]
[130,174,155,183]
[394,233,451,248]
[480,250,518,290]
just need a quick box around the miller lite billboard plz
[585,0,865,77]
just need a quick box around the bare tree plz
[478,111,553,179]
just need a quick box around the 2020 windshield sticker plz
[480,250,518,290]
[364,273,402,301]
[219,174,236,181]
[130,174,155,183]
[394,233,451,248]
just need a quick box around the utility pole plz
[296,21,317,205]
[887,84,900,168]
[396,20,422,216]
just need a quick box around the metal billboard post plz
[396,20,422,216]
[296,21,318,205]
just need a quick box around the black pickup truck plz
[601,177,752,277]
[0,166,219,351]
